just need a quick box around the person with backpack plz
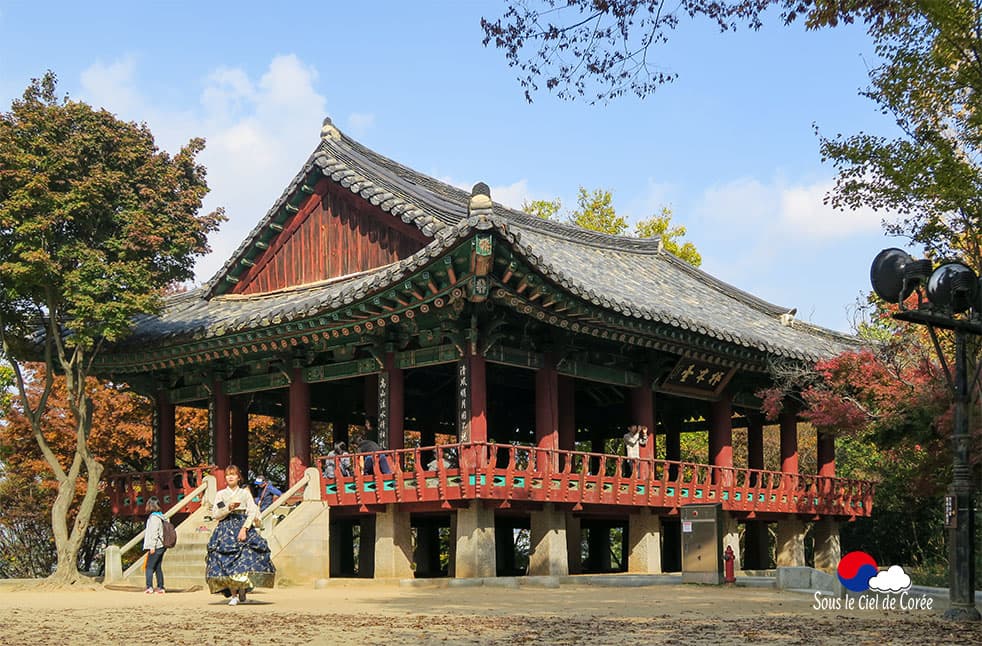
[142,497,167,594]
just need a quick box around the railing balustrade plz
[108,443,874,519]
[105,465,215,516]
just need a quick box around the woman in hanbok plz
[205,465,276,605]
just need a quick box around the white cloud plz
[79,56,142,117]
[626,179,676,220]
[435,175,538,212]
[868,565,911,593]
[490,179,532,210]
[346,112,375,137]
[78,54,336,285]
[696,176,896,240]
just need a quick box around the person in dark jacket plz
[253,475,282,511]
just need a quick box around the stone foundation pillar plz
[375,505,413,579]
[812,519,841,572]
[627,509,662,574]
[743,520,770,570]
[529,504,568,576]
[455,502,495,578]
[722,512,741,576]
[776,517,806,567]
[566,513,582,574]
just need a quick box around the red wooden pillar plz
[817,431,835,477]
[155,391,176,471]
[746,412,764,487]
[458,351,487,468]
[384,352,405,450]
[779,403,799,475]
[629,384,656,478]
[708,394,733,485]
[535,354,559,470]
[664,406,681,481]
[212,381,231,470]
[231,397,250,479]
[288,368,311,486]
[557,375,576,452]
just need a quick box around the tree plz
[523,187,702,265]
[0,72,223,584]
[635,206,703,266]
[481,1,843,103]
[522,197,563,220]
[817,3,982,268]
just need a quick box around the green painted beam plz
[484,345,543,370]
[169,383,210,404]
[396,344,461,369]
[304,358,381,383]
[225,372,291,395]
[556,358,643,387]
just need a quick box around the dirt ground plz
[1,580,980,645]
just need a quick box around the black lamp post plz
[870,248,980,621]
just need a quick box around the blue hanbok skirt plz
[205,513,276,595]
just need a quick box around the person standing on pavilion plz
[622,425,648,477]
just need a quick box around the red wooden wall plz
[233,181,430,295]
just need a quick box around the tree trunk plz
[46,398,105,585]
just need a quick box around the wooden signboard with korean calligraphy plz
[657,357,735,400]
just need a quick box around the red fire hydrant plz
[723,545,736,584]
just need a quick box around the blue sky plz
[0,1,909,333]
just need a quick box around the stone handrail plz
[259,467,321,522]
[105,475,216,584]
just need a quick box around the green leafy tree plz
[569,187,628,235]
[522,198,562,220]
[634,206,703,266]
[0,72,223,584]
[522,187,701,266]
[817,3,982,268]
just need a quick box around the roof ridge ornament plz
[780,308,797,327]
[469,182,493,216]
[321,116,341,141]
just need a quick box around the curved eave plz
[96,219,859,374]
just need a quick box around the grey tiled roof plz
[137,120,857,362]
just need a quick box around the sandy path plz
[0,581,979,645]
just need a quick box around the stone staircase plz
[119,506,216,590]
[109,469,330,590]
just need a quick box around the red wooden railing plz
[315,442,875,518]
[106,465,217,516]
[106,444,874,519]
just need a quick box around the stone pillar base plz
[627,509,662,574]
[812,519,840,572]
[776,517,806,567]
[375,505,413,579]
[529,504,568,576]
[455,502,495,578]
